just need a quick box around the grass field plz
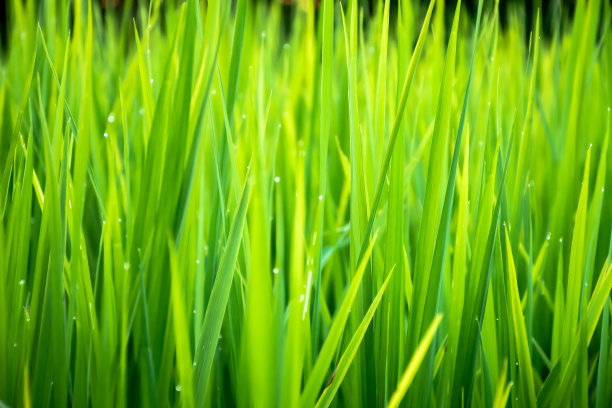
[1,0,612,406]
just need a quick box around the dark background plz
[0,1,577,56]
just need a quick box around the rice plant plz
[1,0,611,406]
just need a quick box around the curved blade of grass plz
[300,234,378,408]
[562,146,591,364]
[193,174,251,407]
[504,227,537,407]
[315,267,395,408]
[587,261,612,343]
[388,314,443,408]
[492,361,513,408]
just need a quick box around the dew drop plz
[104,132,109,138]
[175,385,182,392]
[242,114,246,119]
[318,195,323,200]
[19,280,25,286]
[108,113,116,123]
[273,267,279,275]
[123,262,130,270]
[196,259,200,264]
[274,176,280,183]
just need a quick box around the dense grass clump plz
[1,0,612,406]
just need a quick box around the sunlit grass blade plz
[504,228,537,407]
[388,314,443,408]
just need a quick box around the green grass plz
[1,0,612,406]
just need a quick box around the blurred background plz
[0,0,575,55]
